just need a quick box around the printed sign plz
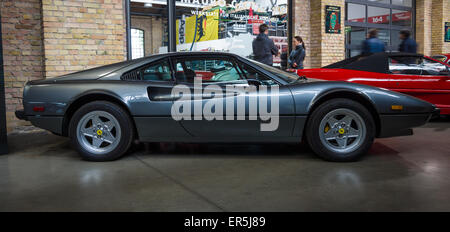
[445,22,450,42]
[176,10,219,45]
[325,5,341,34]
[348,11,411,24]
[345,26,351,33]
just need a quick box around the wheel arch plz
[62,91,138,139]
[306,89,381,137]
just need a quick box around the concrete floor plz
[0,120,449,212]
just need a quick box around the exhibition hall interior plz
[0,0,449,213]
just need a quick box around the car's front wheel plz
[69,101,134,161]
[306,98,375,162]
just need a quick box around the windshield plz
[247,59,301,83]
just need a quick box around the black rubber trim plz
[15,110,27,121]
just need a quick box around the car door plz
[170,55,295,140]
[125,58,191,140]
[388,56,450,112]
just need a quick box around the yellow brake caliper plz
[324,124,330,133]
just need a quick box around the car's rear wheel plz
[306,98,375,162]
[69,101,134,161]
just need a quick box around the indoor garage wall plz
[430,0,450,55]
[0,0,127,132]
[416,0,432,55]
[0,0,44,131]
[130,15,164,55]
[416,0,450,56]
[293,0,346,68]
[292,0,312,69]
[41,0,127,78]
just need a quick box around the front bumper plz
[431,108,441,118]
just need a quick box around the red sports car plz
[294,52,450,115]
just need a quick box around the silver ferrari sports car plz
[15,52,438,162]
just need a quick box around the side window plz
[431,55,446,63]
[389,57,423,75]
[141,59,172,81]
[389,56,449,76]
[239,63,277,86]
[421,58,449,76]
[174,58,243,83]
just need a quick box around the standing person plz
[361,29,385,55]
[398,30,417,53]
[288,36,306,69]
[252,24,279,66]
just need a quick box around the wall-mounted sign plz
[445,22,450,42]
[349,11,411,24]
[344,26,351,33]
[325,5,341,34]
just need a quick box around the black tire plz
[305,98,375,162]
[68,101,134,161]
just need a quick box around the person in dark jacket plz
[398,30,417,53]
[288,36,306,69]
[252,24,279,66]
[361,29,385,55]
[280,50,288,70]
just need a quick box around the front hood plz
[289,80,435,114]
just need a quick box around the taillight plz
[33,106,45,112]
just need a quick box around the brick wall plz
[293,0,311,68]
[309,0,345,68]
[1,0,44,131]
[445,0,450,54]
[436,0,450,54]
[41,0,126,78]
[309,0,322,68]
[415,0,432,55]
[431,0,450,55]
[151,17,164,54]
[1,0,127,132]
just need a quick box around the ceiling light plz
[144,3,153,7]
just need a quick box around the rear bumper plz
[29,116,64,135]
[377,110,436,138]
[15,110,63,135]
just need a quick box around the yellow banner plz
[176,10,219,45]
